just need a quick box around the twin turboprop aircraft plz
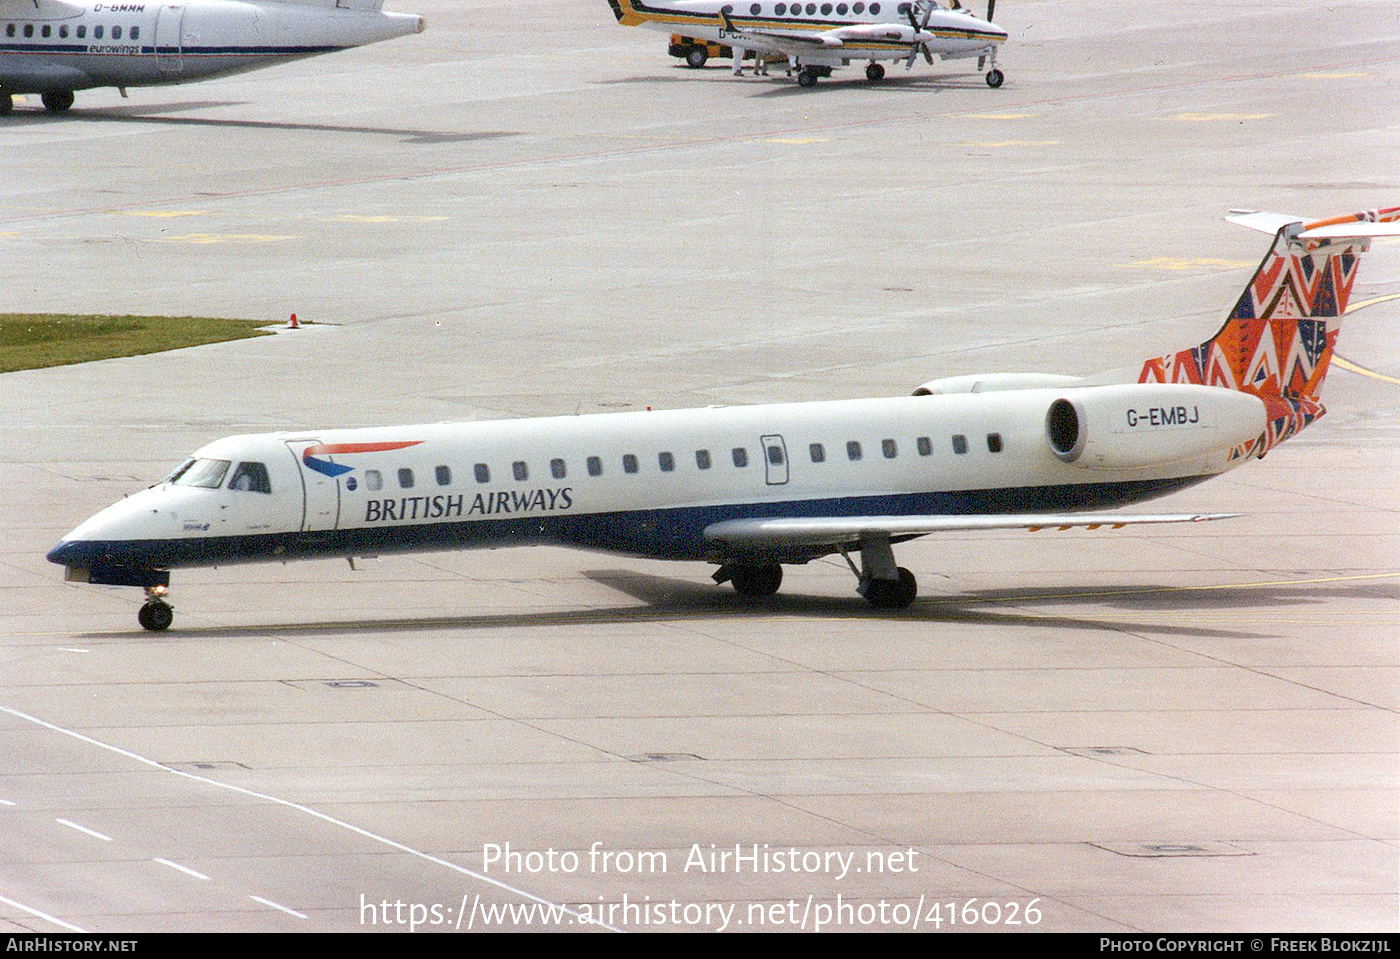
[47,207,1400,630]
[0,0,423,115]
[607,0,1007,87]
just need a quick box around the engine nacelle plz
[1044,383,1267,471]
[914,372,1084,395]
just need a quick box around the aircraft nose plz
[46,537,92,568]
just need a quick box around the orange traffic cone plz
[287,313,300,329]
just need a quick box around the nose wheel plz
[138,588,174,631]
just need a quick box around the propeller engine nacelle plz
[1044,384,1268,471]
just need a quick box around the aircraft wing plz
[1,0,85,14]
[720,26,842,50]
[704,512,1238,550]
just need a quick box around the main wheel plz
[985,68,1004,88]
[731,563,783,597]
[797,68,819,87]
[863,567,917,609]
[42,90,74,112]
[865,62,885,82]
[685,48,708,69]
[138,601,173,631]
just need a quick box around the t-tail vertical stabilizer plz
[1136,207,1400,457]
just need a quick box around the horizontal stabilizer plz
[1228,207,1400,239]
[1225,210,1302,234]
[705,512,1238,549]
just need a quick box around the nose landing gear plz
[138,586,174,631]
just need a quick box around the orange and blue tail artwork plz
[1138,207,1400,458]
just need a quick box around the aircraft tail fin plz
[607,0,647,26]
[1136,206,1400,454]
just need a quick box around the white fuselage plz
[48,384,1266,581]
[0,0,422,94]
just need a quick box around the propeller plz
[904,0,934,69]
[987,0,996,22]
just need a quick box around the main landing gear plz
[0,90,77,116]
[138,586,174,631]
[42,90,75,112]
[714,533,919,609]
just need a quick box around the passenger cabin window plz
[77,25,85,37]
[917,436,932,456]
[93,25,102,38]
[952,434,968,455]
[882,439,897,459]
[767,445,784,466]
[398,468,414,488]
[130,25,138,38]
[622,454,639,474]
[111,25,120,38]
[513,461,528,481]
[170,458,230,489]
[59,24,68,37]
[475,463,490,483]
[42,24,51,37]
[732,447,748,468]
[228,462,271,494]
[365,469,383,491]
[24,24,33,37]
[809,443,825,463]
[551,458,567,479]
[658,452,675,472]
[987,433,1004,453]
[587,456,603,477]
[695,449,711,470]
[846,441,862,461]
[435,465,451,486]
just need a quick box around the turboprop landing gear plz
[795,64,831,87]
[138,586,173,631]
[985,68,1004,88]
[42,90,74,112]
[866,62,885,82]
[714,562,784,597]
[842,533,918,609]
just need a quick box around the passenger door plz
[283,439,341,532]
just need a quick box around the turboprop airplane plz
[606,0,1007,87]
[47,207,1400,630]
[0,0,424,116]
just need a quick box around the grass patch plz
[0,313,276,373]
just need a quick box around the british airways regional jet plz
[47,207,1400,630]
[0,0,423,115]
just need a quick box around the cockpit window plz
[228,461,271,493]
[170,458,230,489]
